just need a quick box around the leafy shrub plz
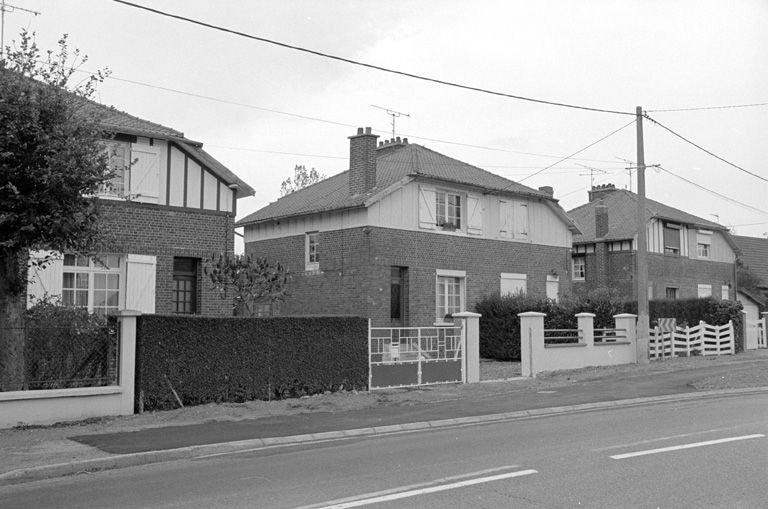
[135,315,368,411]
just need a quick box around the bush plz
[476,292,744,361]
[135,315,369,411]
[24,300,117,389]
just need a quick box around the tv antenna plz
[371,104,410,138]
[576,164,607,188]
[1,1,41,60]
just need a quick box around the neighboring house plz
[238,127,578,327]
[733,235,768,305]
[27,101,254,316]
[567,184,738,301]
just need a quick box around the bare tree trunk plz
[0,251,26,391]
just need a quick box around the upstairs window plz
[101,141,130,198]
[608,240,633,252]
[663,223,682,255]
[697,231,712,259]
[436,191,461,229]
[305,232,320,271]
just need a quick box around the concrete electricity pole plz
[635,106,650,363]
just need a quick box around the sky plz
[5,0,768,250]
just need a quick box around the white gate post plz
[453,312,481,383]
[519,312,546,377]
[116,310,141,415]
[575,312,595,346]
[762,312,768,348]
[614,314,638,363]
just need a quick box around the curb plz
[2,386,767,485]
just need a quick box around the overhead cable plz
[111,0,635,116]
[648,102,768,113]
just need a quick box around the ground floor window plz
[721,284,729,300]
[697,284,712,298]
[436,269,465,323]
[572,256,586,280]
[173,257,198,314]
[390,267,407,322]
[62,254,121,315]
[501,273,527,296]
[665,287,678,300]
[546,274,560,301]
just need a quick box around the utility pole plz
[0,0,41,60]
[371,104,410,138]
[635,106,650,364]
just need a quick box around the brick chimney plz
[595,200,609,238]
[538,186,554,197]
[588,183,617,202]
[349,127,379,196]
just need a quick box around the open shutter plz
[499,200,512,237]
[514,202,528,239]
[125,254,156,313]
[27,251,63,306]
[466,194,483,235]
[129,146,161,203]
[418,186,436,229]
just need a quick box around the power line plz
[516,118,637,185]
[648,102,768,113]
[112,0,635,117]
[657,165,768,216]
[645,114,768,184]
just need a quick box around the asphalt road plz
[2,393,767,508]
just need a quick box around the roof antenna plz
[576,164,607,189]
[371,104,410,138]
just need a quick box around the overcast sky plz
[8,1,768,248]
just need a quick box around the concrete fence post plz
[614,313,638,363]
[762,312,768,348]
[453,312,481,383]
[575,312,595,347]
[116,310,141,415]
[519,312,546,377]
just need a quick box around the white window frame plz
[62,254,122,315]
[696,230,712,259]
[572,256,586,280]
[99,141,131,199]
[435,190,462,230]
[500,272,527,296]
[435,269,466,325]
[697,284,712,298]
[721,285,729,300]
[546,274,560,301]
[305,232,320,271]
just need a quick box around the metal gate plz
[369,325,464,389]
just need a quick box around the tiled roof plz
[237,143,553,226]
[76,98,184,139]
[568,189,726,242]
[733,235,768,286]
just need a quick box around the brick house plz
[732,235,768,304]
[27,101,254,316]
[238,127,578,326]
[567,184,738,301]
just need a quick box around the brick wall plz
[246,226,572,326]
[100,201,234,316]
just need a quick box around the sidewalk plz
[3,350,768,485]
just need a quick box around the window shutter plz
[466,194,482,235]
[514,202,528,238]
[418,186,436,229]
[27,251,63,306]
[129,146,161,203]
[499,200,512,237]
[125,254,156,313]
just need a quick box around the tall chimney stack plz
[349,127,379,196]
[595,199,609,238]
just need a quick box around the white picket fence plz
[649,320,735,359]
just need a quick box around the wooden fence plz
[649,320,734,359]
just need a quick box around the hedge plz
[476,292,744,361]
[135,315,369,412]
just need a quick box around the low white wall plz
[0,387,124,428]
[520,312,637,377]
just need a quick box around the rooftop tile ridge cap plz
[86,98,184,137]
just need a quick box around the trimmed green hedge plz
[476,292,744,361]
[135,315,368,411]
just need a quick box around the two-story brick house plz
[27,101,254,316]
[238,127,578,326]
[567,184,738,301]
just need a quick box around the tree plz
[279,165,325,196]
[0,31,111,390]
[204,254,289,317]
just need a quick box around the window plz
[172,257,198,314]
[436,191,461,229]
[305,232,320,271]
[696,231,712,259]
[663,223,681,255]
[608,240,633,252]
[697,284,712,298]
[721,285,729,300]
[390,267,407,322]
[573,244,595,254]
[436,270,465,323]
[572,256,586,280]
[546,275,560,302]
[63,254,121,315]
[501,273,527,296]
[665,287,678,300]
[101,141,130,197]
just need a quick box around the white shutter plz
[125,254,156,313]
[418,186,436,229]
[499,200,512,237]
[27,251,63,306]
[514,202,528,239]
[466,194,483,235]
[129,146,161,203]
